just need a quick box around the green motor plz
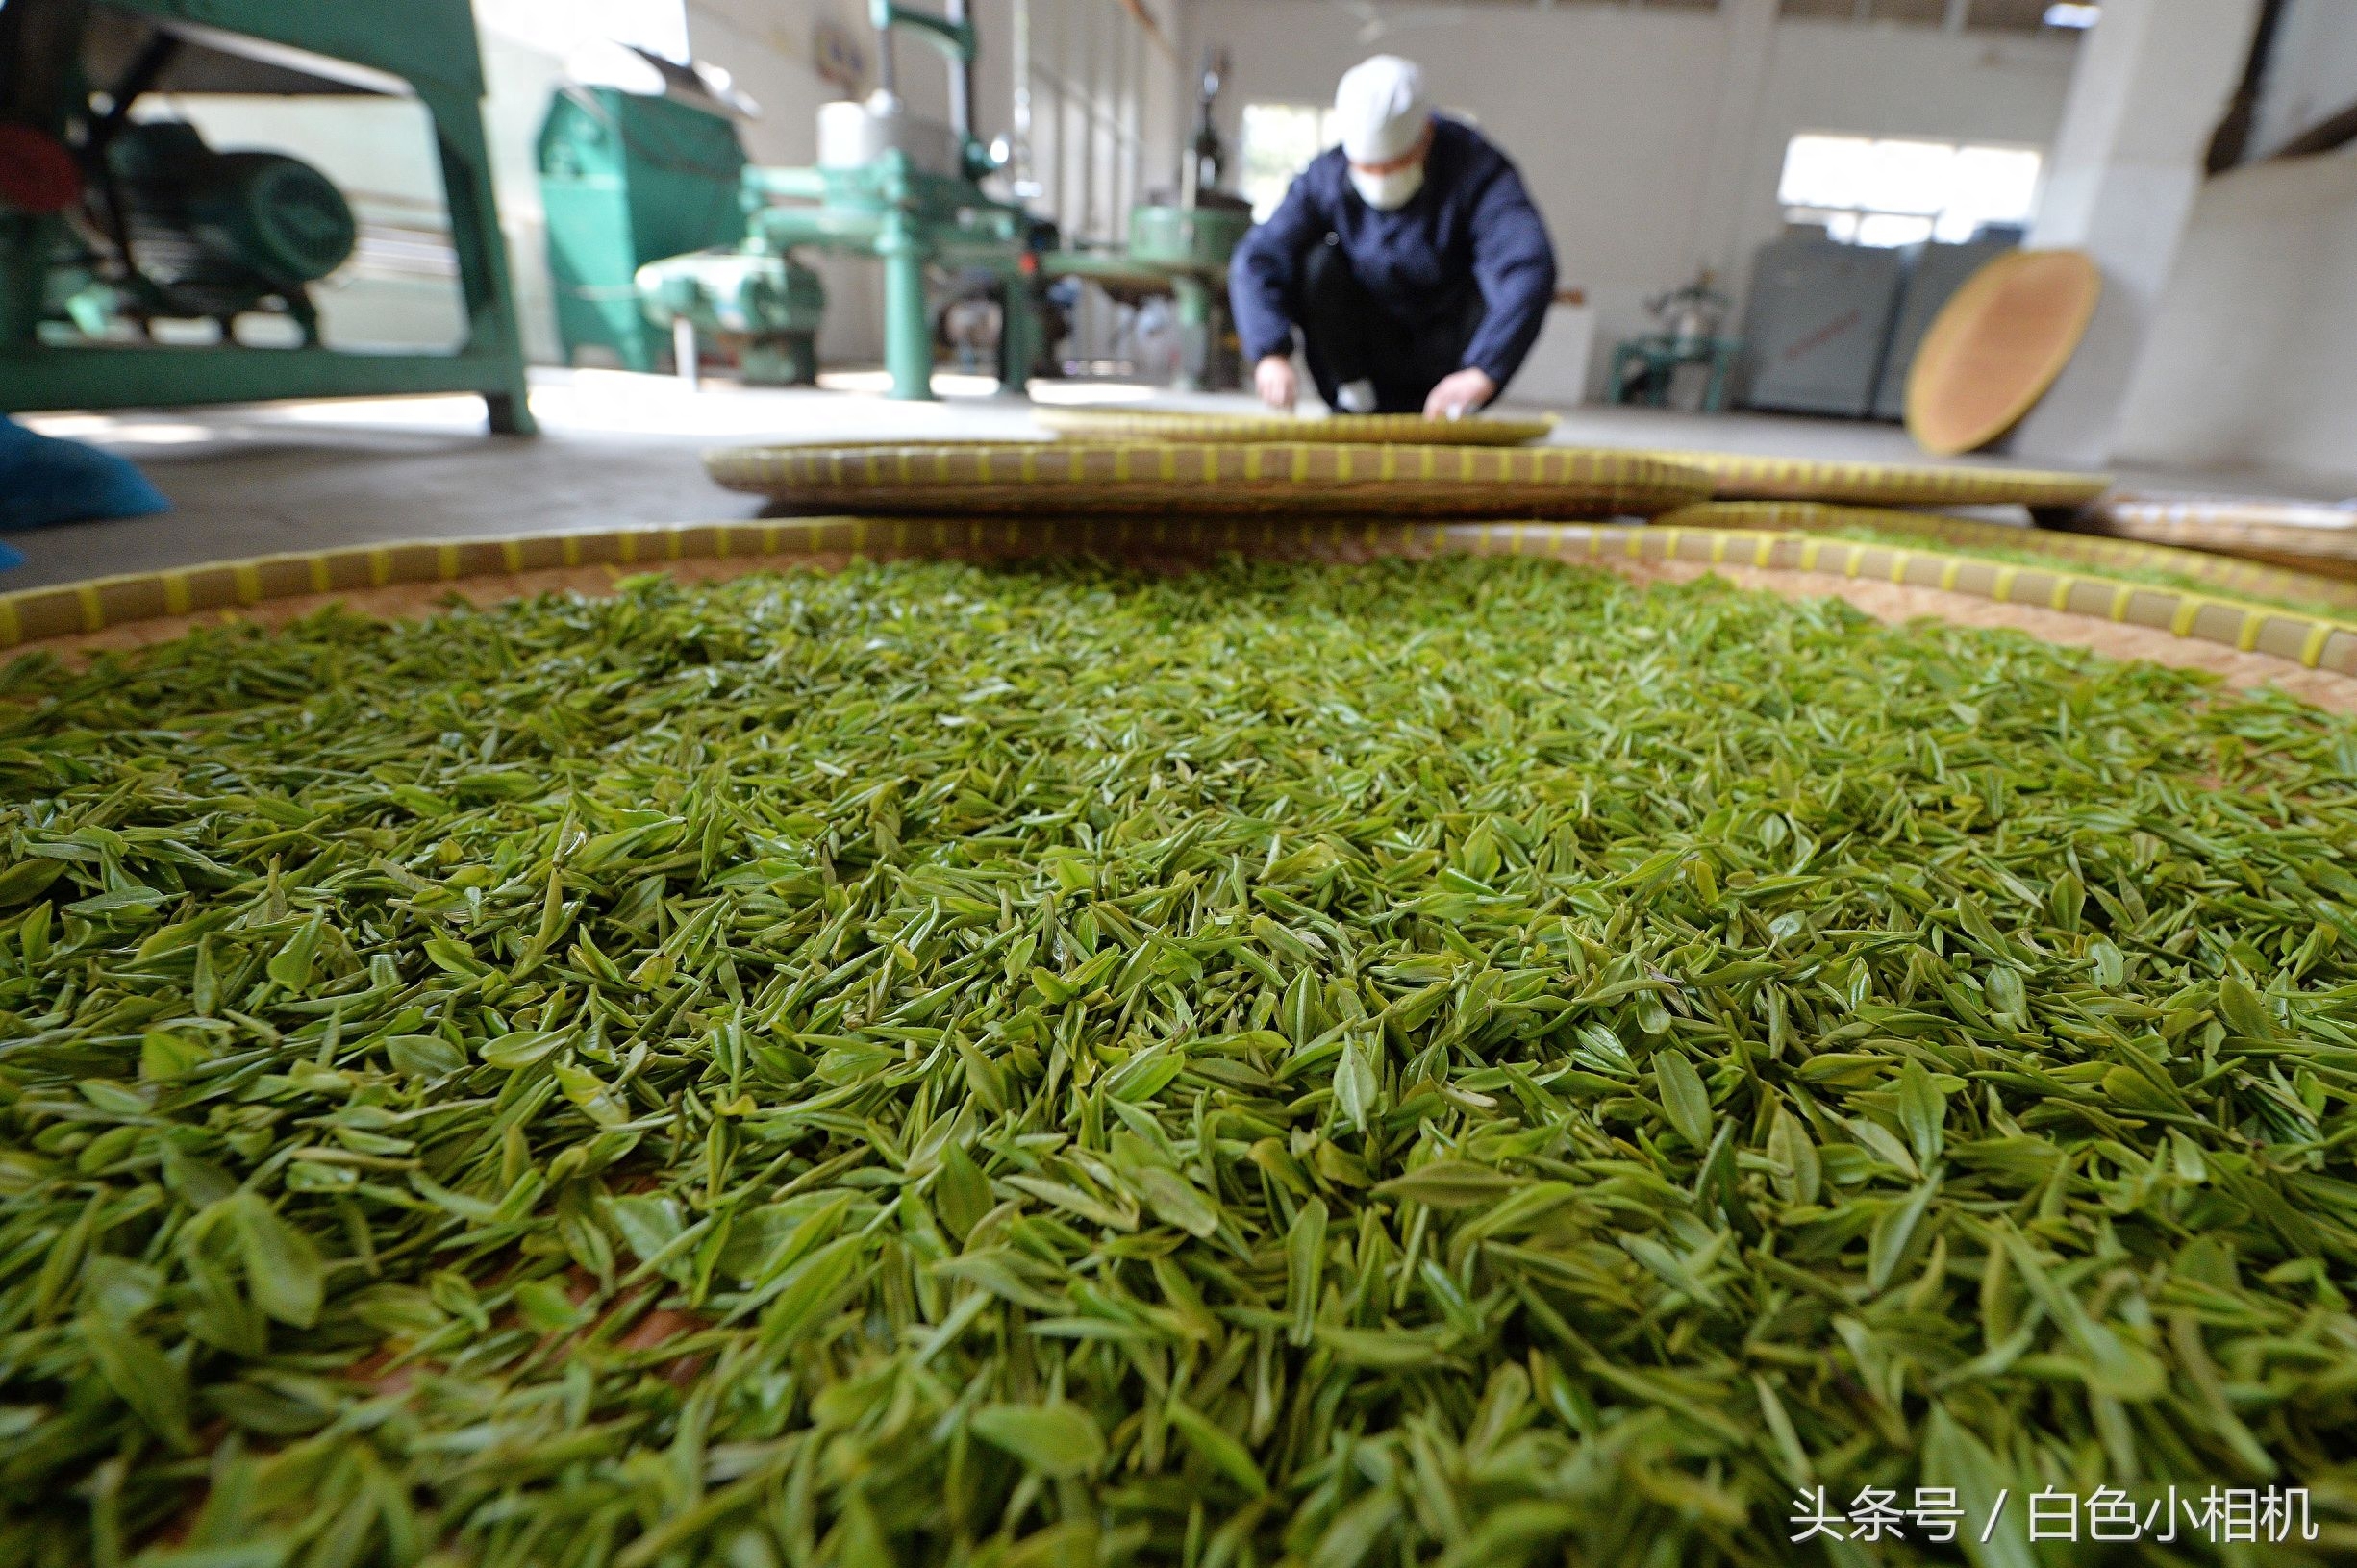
[106,120,357,329]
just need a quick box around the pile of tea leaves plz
[4,555,2357,1568]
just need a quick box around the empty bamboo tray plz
[704,441,1712,519]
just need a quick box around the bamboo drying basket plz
[1658,500,2357,613]
[12,514,2357,681]
[2077,495,2357,581]
[1905,248,2104,456]
[1633,452,2109,509]
[703,441,1711,519]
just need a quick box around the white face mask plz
[1350,161,1424,212]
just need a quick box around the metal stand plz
[1606,335,1743,414]
[0,0,535,435]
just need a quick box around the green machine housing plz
[0,0,535,434]
[537,80,823,383]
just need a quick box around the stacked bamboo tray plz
[5,409,2350,689]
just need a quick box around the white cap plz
[1334,56,1430,165]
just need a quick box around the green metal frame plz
[658,0,1036,402]
[745,157,1036,402]
[0,0,535,434]
[1606,334,1742,415]
[633,0,1247,401]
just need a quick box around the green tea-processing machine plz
[623,5,1255,399]
[625,0,1038,402]
[0,0,534,433]
[1036,48,1250,391]
[536,56,826,385]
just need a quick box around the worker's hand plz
[1424,367,1498,420]
[1255,356,1298,411]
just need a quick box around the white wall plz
[2114,147,2357,486]
[1178,0,2078,396]
[2249,0,2357,157]
[477,30,571,365]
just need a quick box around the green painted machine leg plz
[0,216,50,352]
[997,264,1035,396]
[879,215,934,401]
[422,87,536,435]
[1171,274,1211,394]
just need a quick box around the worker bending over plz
[1230,56,1558,418]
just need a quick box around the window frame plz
[1776,131,2045,248]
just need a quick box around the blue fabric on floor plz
[0,413,171,532]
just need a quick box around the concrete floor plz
[11,367,2347,590]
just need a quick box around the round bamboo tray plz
[1906,248,2103,456]
[10,518,2357,692]
[2076,495,2357,580]
[1030,408,1557,446]
[1657,500,2357,612]
[1632,451,2109,509]
[704,441,1711,519]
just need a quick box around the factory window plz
[1778,133,2043,246]
[1238,104,1338,222]
[1778,0,2096,29]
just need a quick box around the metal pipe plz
[1077,0,1096,239]
[1011,0,1037,196]
[945,0,973,145]
[674,316,700,390]
[1123,20,1142,232]
[742,166,831,201]
[880,211,934,400]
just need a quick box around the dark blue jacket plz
[1230,118,1557,389]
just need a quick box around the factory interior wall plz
[1738,23,2078,266]
[2112,147,2357,488]
[1179,0,2076,397]
[2247,0,2357,158]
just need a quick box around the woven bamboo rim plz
[2080,496,2357,566]
[7,515,2357,677]
[1030,408,1558,446]
[1657,500,2357,612]
[704,441,1711,518]
[1906,248,2103,456]
[1631,450,2109,508]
